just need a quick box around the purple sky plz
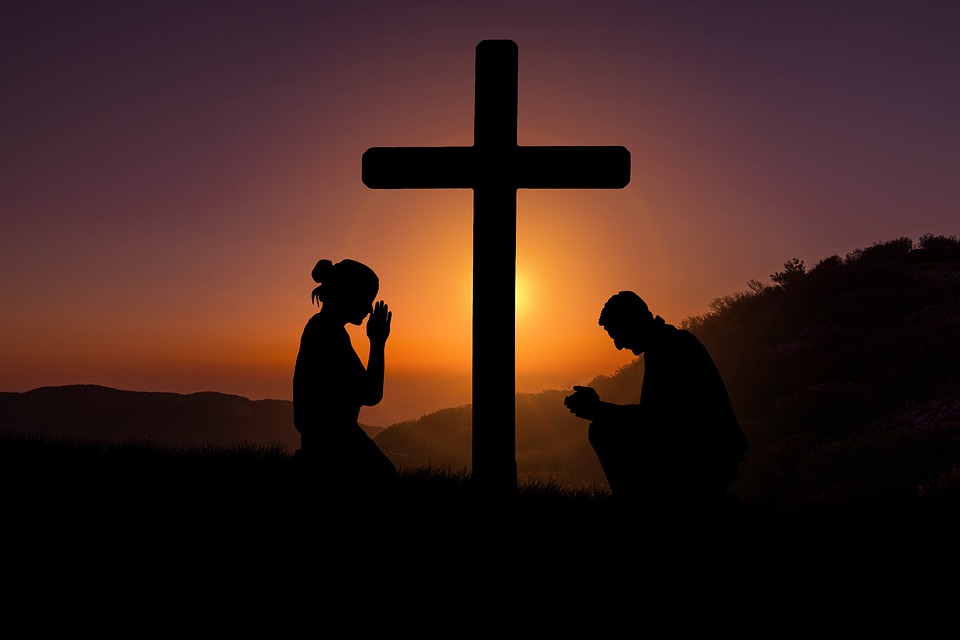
[2,1,958,425]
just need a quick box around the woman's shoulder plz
[302,312,324,328]
[300,314,350,346]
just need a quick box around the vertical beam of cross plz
[362,40,630,496]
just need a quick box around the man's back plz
[639,320,747,501]
[568,291,749,513]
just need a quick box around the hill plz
[375,372,644,488]
[0,385,385,452]
[377,234,960,516]
[687,234,960,515]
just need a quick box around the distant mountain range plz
[0,385,385,454]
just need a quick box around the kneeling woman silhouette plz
[292,258,398,494]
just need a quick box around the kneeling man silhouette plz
[565,291,748,519]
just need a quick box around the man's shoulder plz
[664,323,701,344]
[658,325,713,361]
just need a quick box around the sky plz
[2,1,958,426]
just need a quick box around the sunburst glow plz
[515,270,531,319]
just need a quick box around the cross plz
[362,40,630,496]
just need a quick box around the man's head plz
[599,291,655,355]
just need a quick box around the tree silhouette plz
[770,257,806,287]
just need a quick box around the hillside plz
[375,371,645,488]
[377,234,960,516]
[688,234,960,514]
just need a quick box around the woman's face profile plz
[343,291,376,325]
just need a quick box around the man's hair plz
[599,291,652,326]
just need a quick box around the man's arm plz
[564,386,642,422]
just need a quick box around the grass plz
[4,427,959,594]
[0,430,610,511]
[3,429,955,525]
[0,429,622,553]
[5,430,960,634]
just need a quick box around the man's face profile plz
[604,320,647,355]
[600,292,652,355]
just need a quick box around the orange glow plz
[514,269,531,319]
[6,8,954,429]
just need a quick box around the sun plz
[459,267,533,319]
[515,270,532,319]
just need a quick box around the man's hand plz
[366,300,391,346]
[564,385,601,421]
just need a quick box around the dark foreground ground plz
[3,433,958,630]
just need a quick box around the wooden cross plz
[362,39,630,495]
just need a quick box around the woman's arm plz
[363,300,391,406]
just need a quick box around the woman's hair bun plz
[312,259,333,283]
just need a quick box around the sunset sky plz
[3,1,958,426]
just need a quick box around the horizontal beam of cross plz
[362,146,630,190]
